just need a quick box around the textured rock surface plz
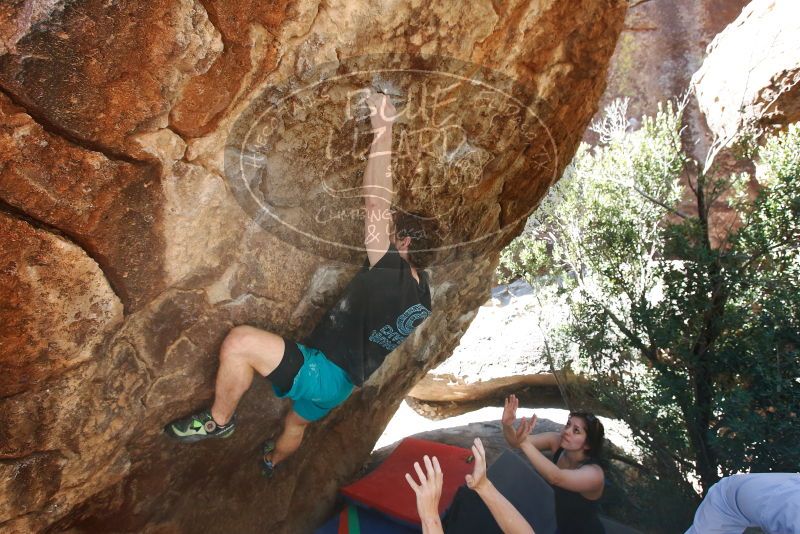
[693,0,800,146]
[0,92,163,311]
[0,0,223,159]
[0,213,123,396]
[0,1,626,532]
[590,0,750,158]
[0,1,66,56]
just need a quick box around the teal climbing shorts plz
[272,343,354,422]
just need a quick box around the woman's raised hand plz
[515,414,536,446]
[503,395,536,448]
[502,395,519,427]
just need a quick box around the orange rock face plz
[0,92,164,311]
[0,1,627,531]
[0,213,123,396]
[169,0,291,137]
[0,0,222,157]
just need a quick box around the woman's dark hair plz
[569,411,605,461]
[392,210,442,270]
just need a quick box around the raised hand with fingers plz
[502,394,518,427]
[465,437,489,491]
[465,437,535,533]
[514,414,536,445]
[503,395,537,448]
[405,454,444,534]
[365,90,397,130]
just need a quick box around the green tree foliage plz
[500,101,800,523]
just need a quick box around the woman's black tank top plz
[551,448,605,534]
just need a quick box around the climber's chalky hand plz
[366,90,397,129]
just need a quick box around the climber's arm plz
[467,438,535,534]
[363,91,396,267]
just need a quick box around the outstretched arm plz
[405,441,535,534]
[467,438,535,534]
[363,91,396,267]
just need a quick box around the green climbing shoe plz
[164,409,235,443]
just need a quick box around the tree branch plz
[592,295,659,364]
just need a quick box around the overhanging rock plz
[0,1,627,532]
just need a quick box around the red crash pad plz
[340,437,474,525]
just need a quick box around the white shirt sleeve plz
[685,473,800,534]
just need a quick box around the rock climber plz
[164,89,440,477]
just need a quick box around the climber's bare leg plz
[210,325,286,425]
[266,409,310,465]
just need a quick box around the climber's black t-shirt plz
[303,244,432,386]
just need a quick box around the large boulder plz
[590,0,750,158]
[692,0,800,146]
[0,1,627,532]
